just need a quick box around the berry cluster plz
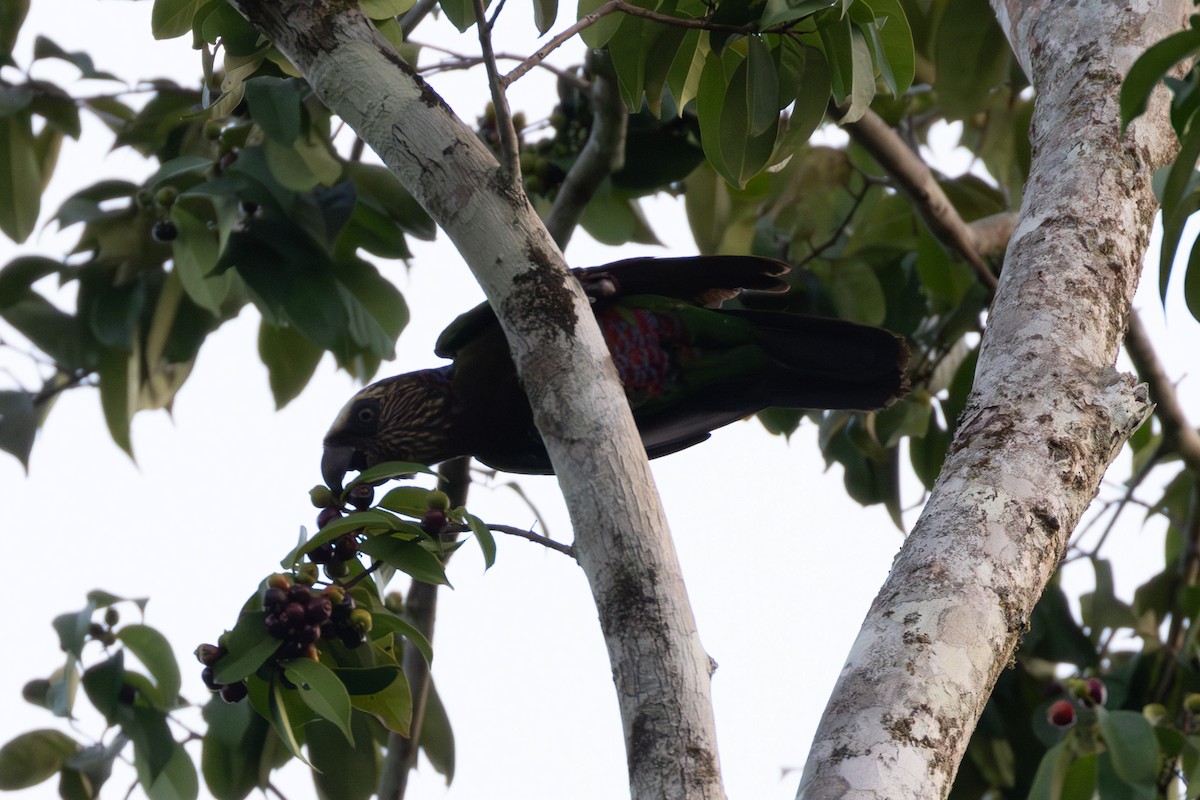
[1045,676,1108,730]
[262,574,370,656]
[310,484,373,578]
[196,643,247,703]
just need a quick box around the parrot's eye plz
[356,407,375,424]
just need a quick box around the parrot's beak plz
[321,445,360,494]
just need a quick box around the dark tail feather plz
[727,310,910,411]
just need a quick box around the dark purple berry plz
[294,625,319,645]
[264,587,288,610]
[1085,678,1107,706]
[422,508,448,537]
[1048,699,1076,729]
[309,542,335,564]
[287,584,312,604]
[317,506,341,529]
[219,682,248,703]
[335,533,360,557]
[195,644,226,666]
[349,484,374,510]
[265,614,288,639]
[201,666,220,691]
[151,219,178,242]
[306,596,332,625]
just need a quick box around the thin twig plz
[793,179,872,268]
[473,0,521,178]
[399,0,440,38]
[456,522,576,557]
[543,51,627,249]
[501,0,775,88]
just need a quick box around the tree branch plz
[799,2,1183,796]
[543,51,627,249]
[473,0,521,178]
[1124,310,1200,474]
[225,4,724,797]
[836,105,1000,292]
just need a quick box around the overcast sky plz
[1,3,1196,799]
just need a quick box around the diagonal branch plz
[543,51,627,249]
[835,105,1001,292]
[473,0,521,178]
[1123,311,1200,474]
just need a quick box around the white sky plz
[0,3,1197,799]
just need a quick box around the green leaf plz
[932,0,1011,119]
[96,345,138,458]
[909,410,949,490]
[760,0,834,27]
[857,0,913,96]
[170,201,238,316]
[348,460,436,487]
[746,37,779,137]
[201,698,271,800]
[0,0,28,65]
[1027,740,1071,800]
[829,260,886,324]
[532,0,558,33]
[439,0,487,32]
[358,537,450,586]
[1095,708,1159,787]
[1121,27,1200,128]
[222,218,350,353]
[368,616,433,665]
[151,0,201,40]
[362,0,417,18]
[117,625,181,708]
[0,390,37,469]
[1186,235,1200,322]
[31,37,120,81]
[81,653,125,723]
[378,486,433,517]
[308,716,379,800]
[345,163,435,241]
[266,678,312,766]
[419,680,455,782]
[577,0,623,49]
[349,665,412,735]
[282,659,355,744]
[258,320,324,409]
[464,512,497,569]
[0,730,78,790]
[697,48,779,188]
[243,78,303,145]
[214,610,280,685]
[0,111,42,242]
[142,742,198,800]
[666,29,708,113]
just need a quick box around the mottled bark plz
[798,1,1183,797]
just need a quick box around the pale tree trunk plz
[225,3,723,798]
[797,1,1184,797]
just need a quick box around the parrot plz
[321,255,908,491]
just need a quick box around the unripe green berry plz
[349,608,373,636]
[296,563,320,585]
[427,491,451,511]
[310,485,336,508]
[153,186,179,208]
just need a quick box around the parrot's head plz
[321,369,455,492]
